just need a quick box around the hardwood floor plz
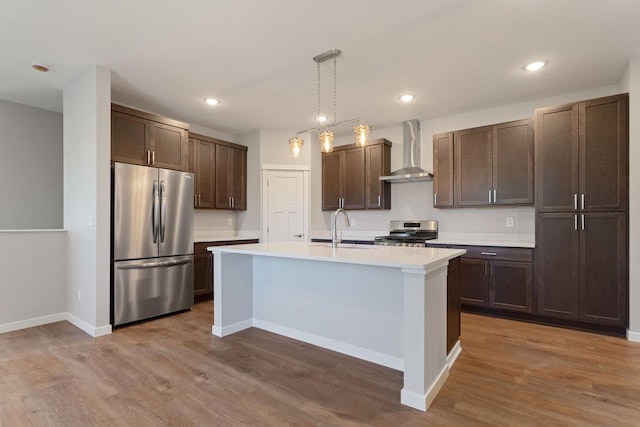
[2,303,640,426]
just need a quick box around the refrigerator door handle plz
[152,180,159,243]
[160,181,167,242]
[118,258,192,269]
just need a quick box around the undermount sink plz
[309,242,379,249]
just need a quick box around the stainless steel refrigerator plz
[112,162,194,326]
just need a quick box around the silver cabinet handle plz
[434,193,437,206]
[574,194,578,210]
[480,252,497,256]
[581,194,585,210]
[489,190,492,204]
[377,195,381,208]
[493,189,496,203]
[147,150,151,165]
[228,196,232,208]
[198,194,202,206]
[574,214,578,230]
[151,151,155,165]
[294,233,303,238]
[232,197,235,208]
[581,214,585,231]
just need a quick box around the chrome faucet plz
[331,208,351,248]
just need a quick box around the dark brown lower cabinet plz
[193,239,259,300]
[537,212,627,327]
[458,246,533,313]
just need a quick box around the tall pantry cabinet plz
[535,94,628,328]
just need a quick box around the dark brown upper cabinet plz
[365,140,392,209]
[215,142,247,210]
[454,126,493,206]
[111,104,189,171]
[535,94,628,213]
[188,133,217,209]
[433,132,454,208]
[322,139,392,211]
[435,119,533,208]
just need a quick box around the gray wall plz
[0,99,63,229]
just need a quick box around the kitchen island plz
[208,241,465,411]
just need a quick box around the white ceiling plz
[2,0,639,135]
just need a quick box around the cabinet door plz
[111,111,150,165]
[535,104,579,212]
[150,122,188,171]
[490,260,533,312]
[322,150,344,210]
[580,212,627,326]
[343,147,365,209]
[536,213,580,319]
[194,139,216,208]
[459,258,489,306]
[214,144,232,209]
[194,252,212,298]
[493,119,533,205]
[455,126,493,206]
[365,143,391,209]
[433,132,454,207]
[230,147,247,210]
[579,94,628,212]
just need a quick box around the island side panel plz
[251,256,404,370]
[212,252,254,336]
[401,262,449,412]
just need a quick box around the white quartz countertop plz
[427,237,535,248]
[208,241,465,270]
[194,236,259,243]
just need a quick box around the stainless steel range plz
[374,220,438,247]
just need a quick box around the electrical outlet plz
[227,217,233,226]
[350,218,356,226]
[505,217,514,228]
[87,215,94,227]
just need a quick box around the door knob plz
[294,233,303,238]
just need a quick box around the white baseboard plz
[66,313,112,337]
[253,318,404,370]
[0,312,67,334]
[627,329,640,343]
[447,340,462,368]
[401,365,449,412]
[212,318,253,337]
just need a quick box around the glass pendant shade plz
[354,123,370,146]
[289,136,304,158]
[319,131,334,153]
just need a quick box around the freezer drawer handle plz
[118,259,192,269]
[480,252,497,256]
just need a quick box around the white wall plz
[63,66,112,337]
[620,59,640,339]
[0,231,67,333]
[310,85,620,238]
[0,100,63,229]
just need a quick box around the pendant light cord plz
[333,56,337,126]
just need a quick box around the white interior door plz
[265,170,305,243]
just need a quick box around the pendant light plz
[288,49,370,157]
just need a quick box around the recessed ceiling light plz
[203,97,220,106]
[523,60,547,72]
[317,115,328,122]
[399,94,415,103]
[31,62,50,73]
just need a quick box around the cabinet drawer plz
[455,246,533,262]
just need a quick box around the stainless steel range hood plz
[379,119,433,182]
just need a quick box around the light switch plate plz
[505,217,514,228]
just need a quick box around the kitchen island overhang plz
[208,242,465,411]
